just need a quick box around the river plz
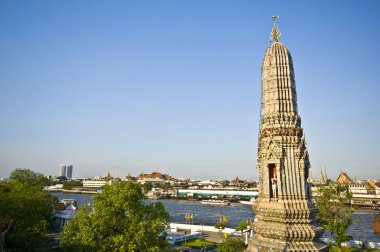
[52,192,380,242]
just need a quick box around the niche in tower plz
[268,164,277,199]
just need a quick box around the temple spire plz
[270,15,281,42]
[248,20,328,251]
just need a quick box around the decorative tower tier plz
[247,18,328,252]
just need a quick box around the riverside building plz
[247,18,328,251]
[82,180,112,188]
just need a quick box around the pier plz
[169,222,241,236]
[176,189,258,199]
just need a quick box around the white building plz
[376,183,380,195]
[83,180,112,188]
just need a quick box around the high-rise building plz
[59,164,66,177]
[247,18,328,251]
[66,165,73,179]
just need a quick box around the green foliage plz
[217,237,247,252]
[142,183,153,194]
[61,182,170,251]
[179,183,189,189]
[0,169,56,251]
[328,246,380,252]
[316,184,355,250]
[179,238,214,249]
[62,180,82,190]
[215,222,228,230]
[56,176,68,182]
[163,182,172,189]
[158,248,178,252]
[9,168,49,188]
[235,220,250,231]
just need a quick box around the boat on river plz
[201,199,230,206]
[61,199,77,206]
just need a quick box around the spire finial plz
[270,15,281,42]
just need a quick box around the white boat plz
[61,199,77,206]
[201,199,230,206]
[239,198,256,205]
[146,191,160,200]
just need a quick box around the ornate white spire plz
[248,18,328,251]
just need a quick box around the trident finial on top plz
[270,15,281,42]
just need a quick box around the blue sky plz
[1,1,379,180]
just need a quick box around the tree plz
[0,169,56,251]
[316,184,355,252]
[217,237,247,252]
[61,182,170,251]
[142,183,153,194]
[9,168,49,188]
[0,220,13,252]
[180,183,189,189]
[62,180,82,190]
[56,176,68,182]
[164,182,172,190]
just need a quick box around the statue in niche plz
[269,164,278,199]
[271,176,278,199]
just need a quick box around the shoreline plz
[46,189,98,194]
[49,190,380,211]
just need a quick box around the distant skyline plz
[1,1,379,180]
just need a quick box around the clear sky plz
[1,1,379,180]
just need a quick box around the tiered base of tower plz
[247,200,329,252]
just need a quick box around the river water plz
[52,192,380,243]
[52,192,254,227]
